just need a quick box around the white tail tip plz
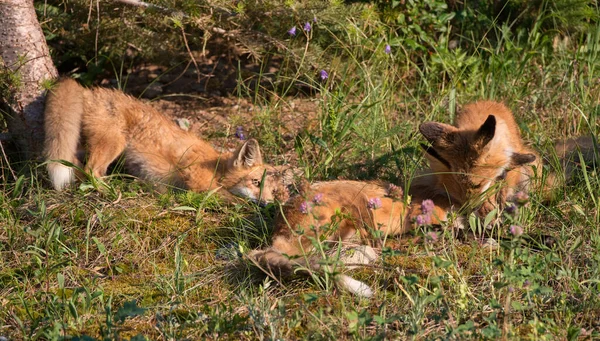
[336,274,374,298]
[48,163,75,191]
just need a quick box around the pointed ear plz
[232,138,263,168]
[419,122,456,146]
[511,152,537,167]
[475,115,496,147]
[420,143,451,169]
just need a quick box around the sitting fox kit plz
[418,101,541,216]
[44,78,289,203]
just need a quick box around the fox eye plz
[469,183,482,190]
[497,169,508,181]
[252,179,261,187]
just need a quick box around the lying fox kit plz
[249,180,449,297]
[418,101,540,216]
[43,78,291,204]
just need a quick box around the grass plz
[2,2,600,340]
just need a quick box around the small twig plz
[0,140,18,182]
[180,26,201,82]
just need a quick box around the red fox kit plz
[43,78,291,204]
[417,101,540,216]
[249,180,449,297]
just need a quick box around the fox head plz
[222,139,293,205]
[419,115,536,215]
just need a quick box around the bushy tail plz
[248,245,376,298]
[43,78,85,190]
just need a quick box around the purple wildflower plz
[505,203,517,215]
[313,193,323,204]
[415,215,425,225]
[384,44,391,54]
[288,26,297,36]
[313,16,317,23]
[523,279,531,287]
[319,70,328,81]
[300,201,310,214]
[367,197,382,210]
[387,183,403,200]
[235,126,246,140]
[426,231,439,243]
[304,22,311,32]
[421,199,435,215]
[510,225,523,237]
[508,286,514,293]
[415,214,431,226]
[513,191,529,206]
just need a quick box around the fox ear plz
[511,152,537,167]
[233,138,264,168]
[419,122,456,146]
[475,115,496,147]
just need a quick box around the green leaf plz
[303,293,318,303]
[92,237,106,255]
[57,273,65,289]
[114,300,147,323]
[172,206,197,211]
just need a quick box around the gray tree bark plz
[0,0,58,161]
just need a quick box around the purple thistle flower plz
[415,215,425,226]
[421,199,435,216]
[304,22,311,32]
[513,191,529,206]
[387,183,403,200]
[299,201,310,214]
[510,225,523,237]
[426,231,439,243]
[313,193,323,204]
[367,197,382,210]
[384,44,391,54]
[523,279,531,287]
[508,286,515,293]
[319,70,328,81]
[235,126,246,140]
[288,26,297,36]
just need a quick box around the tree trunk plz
[0,0,58,161]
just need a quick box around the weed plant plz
[1,0,600,340]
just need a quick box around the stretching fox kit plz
[418,101,541,216]
[44,78,290,203]
[249,180,448,297]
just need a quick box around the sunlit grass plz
[2,2,600,339]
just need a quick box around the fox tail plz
[43,78,85,190]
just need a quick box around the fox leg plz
[85,134,127,178]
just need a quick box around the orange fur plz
[249,180,448,296]
[43,78,291,203]
[418,101,540,216]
